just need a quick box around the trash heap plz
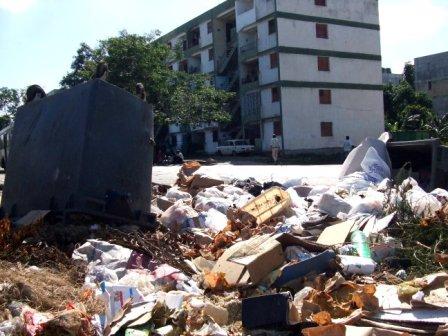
[1,136,448,336]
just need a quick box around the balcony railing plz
[240,41,258,61]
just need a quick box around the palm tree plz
[424,114,448,144]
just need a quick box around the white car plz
[216,139,254,156]
[0,123,13,169]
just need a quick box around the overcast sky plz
[0,0,447,91]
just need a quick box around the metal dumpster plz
[1,79,154,220]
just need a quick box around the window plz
[316,23,328,39]
[428,81,432,90]
[317,56,330,71]
[321,122,333,137]
[208,48,214,61]
[207,21,213,34]
[272,87,280,102]
[270,53,279,69]
[319,89,332,104]
[274,120,282,136]
[268,19,277,35]
[315,0,327,6]
[167,42,172,49]
[213,130,219,142]
[168,65,173,71]
[182,40,187,51]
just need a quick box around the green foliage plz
[60,31,233,126]
[403,62,415,89]
[424,114,448,144]
[0,87,24,117]
[383,78,435,132]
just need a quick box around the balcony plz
[240,41,258,61]
[242,91,261,123]
[236,7,256,32]
[241,78,259,93]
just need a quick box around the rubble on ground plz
[1,135,448,335]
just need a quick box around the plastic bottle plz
[350,230,372,258]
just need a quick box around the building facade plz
[161,0,384,154]
[382,68,403,86]
[415,51,448,117]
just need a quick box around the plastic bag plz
[195,196,232,214]
[339,255,376,275]
[160,201,202,232]
[314,192,352,217]
[406,186,442,218]
[361,147,391,183]
[204,208,228,233]
[166,187,193,202]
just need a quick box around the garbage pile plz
[1,136,448,336]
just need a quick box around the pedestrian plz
[271,134,281,164]
[342,136,353,159]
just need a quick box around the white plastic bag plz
[166,187,193,202]
[204,208,228,233]
[406,186,442,217]
[339,255,376,275]
[194,196,232,214]
[361,147,391,183]
[160,201,201,232]
[315,192,352,217]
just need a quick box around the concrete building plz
[160,0,384,154]
[415,51,448,117]
[382,68,403,85]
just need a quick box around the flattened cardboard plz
[316,220,357,246]
[15,210,50,229]
[212,236,284,286]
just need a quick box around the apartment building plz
[415,51,448,117]
[160,0,384,154]
[382,68,403,86]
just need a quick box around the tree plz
[403,62,415,89]
[61,31,234,126]
[0,87,23,116]
[60,43,99,88]
[383,79,434,132]
[424,114,448,144]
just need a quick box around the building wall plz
[415,52,448,116]
[277,19,381,55]
[280,54,381,84]
[255,0,275,19]
[257,19,277,52]
[201,48,215,73]
[259,53,279,85]
[276,0,379,25]
[281,87,384,150]
[260,88,281,119]
[200,21,213,47]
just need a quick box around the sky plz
[0,0,447,92]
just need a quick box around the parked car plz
[216,139,254,156]
[0,123,13,169]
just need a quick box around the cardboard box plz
[212,235,285,286]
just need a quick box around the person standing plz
[271,134,281,164]
[342,136,353,159]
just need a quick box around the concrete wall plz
[261,88,281,119]
[259,53,279,85]
[281,87,384,150]
[205,130,218,154]
[201,48,215,73]
[200,21,213,47]
[277,0,379,25]
[258,19,277,52]
[256,0,275,19]
[277,19,380,55]
[280,54,382,84]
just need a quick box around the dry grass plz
[0,261,104,320]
